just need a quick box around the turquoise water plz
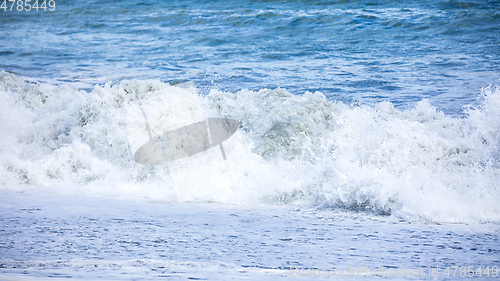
[1,0,499,113]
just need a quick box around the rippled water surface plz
[1,193,499,280]
[1,0,499,113]
[1,0,500,280]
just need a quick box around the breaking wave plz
[1,71,499,223]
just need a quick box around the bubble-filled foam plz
[1,71,499,223]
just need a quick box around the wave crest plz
[1,71,499,223]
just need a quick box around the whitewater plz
[1,71,499,222]
[1,0,500,279]
[1,72,499,280]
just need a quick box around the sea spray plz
[1,71,499,223]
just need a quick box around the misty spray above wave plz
[0,71,499,223]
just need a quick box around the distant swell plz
[1,71,499,223]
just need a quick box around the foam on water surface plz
[0,192,499,280]
[0,71,499,224]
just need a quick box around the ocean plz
[0,0,499,280]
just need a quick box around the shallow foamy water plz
[1,192,499,280]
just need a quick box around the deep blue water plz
[1,0,499,113]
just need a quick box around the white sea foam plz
[0,71,499,223]
[0,259,291,280]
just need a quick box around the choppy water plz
[1,0,500,280]
[1,0,499,112]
